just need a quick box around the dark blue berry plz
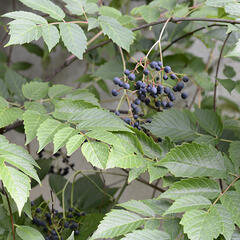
[131,103,137,110]
[176,82,184,91]
[112,89,118,96]
[173,86,178,92]
[157,137,162,142]
[128,73,136,81]
[150,61,158,69]
[136,81,143,89]
[133,107,140,114]
[134,122,139,128]
[145,98,150,105]
[123,82,130,89]
[115,110,120,116]
[155,100,161,107]
[64,222,69,228]
[68,208,73,212]
[150,87,157,95]
[113,77,121,85]
[157,61,163,68]
[124,118,131,124]
[170,73,177,80]
[133,114,138,119]
[164,66,171,73]
[181,92,188,99]
[147,85,152,93]
[163,74,168,80]
[70,222,78,230]
[143,69,149,75]
[161,101,167,108]
[157,85,163,94]
[182,76,189,82]
[155,66,161,71]
[124,69,130,76]
[118,81,124,87]
[74,230,80,236]
[51,230,57,236]
[168,92,176,102]
[36,208,41,213]
[45,237,50,240]
[164,87,171,95]
[146,119,152,123]
[67,213,73,218]
[167,102,173,108]
[134,99,141,105]
[31,201,35,206]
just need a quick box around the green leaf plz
[131,6,160,23]
[41,24,60,52]
[218,79,236,94]
[0,162,30,214]
[90,209,145,239]
[48,84,72,98]
[99,6,122,18]
[53,127,77,153]
[0,107,22,128]
[66,232,74,240]
[16,226,44,240]
[3,11,47,24]
[225,3,240,17]
[5,20,41,46]
[66,134,86,155]
[223,65,236,78]
[23,110,48,144]
[193,72,214,91]
[194,109,223,137]
[88,17,99,31]
[164,195,211,215]
[23,43,44,57]
[150,0,177,10]
[81,141,109,169]
[206,0,235,7]
[225,40,240,58]
[118,200,155,217]
[18,0,65,20]
[158,143,226,178]
[160,178,220,200]
[22,82,49,100]
[0,97,9,108]
[211,204,235,240]
[148,165,168,183]
[221,191,240,227]
[59,23,87,60]
[144,109,197,142]
[128,167,147,183]
[11,61,32,71]
[75,108,131,132]
[162,218,181,240]
[98,16,134,52]
[229,141,240,170]
[194,135,219,146]
[180,209,221,240]
[121,229,170,240]
[36,119,64,152]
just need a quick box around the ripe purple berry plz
[128,73,136,81]
[150,61,158,69]
[163,74,168,80]
[143,69,149,75]
[112,89,118,96]
[170,73,177,80]
[124,69,130,76]
[176,81,184,91]
[181,92,188,99]
[164,87,171,95]
[123,82,130,89]
[113,77,121,85]
[182,76,189,82]
[164,66,171,73]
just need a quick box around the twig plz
[213,32,231,112]
[151,179,160,198]
[50,190,54,214]
[114,178,129,204]
[0,120,23,134]
[2,184,15,240]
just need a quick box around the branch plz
[213,32,231,112]
[0,120,23,134]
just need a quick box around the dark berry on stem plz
[124,118,131,124]
[145,98,150,105]
[136,81,143,89]
[181,92,188,99]
[64,222,69,228]
[118,80,124,87]
[128,73,136,81]
[173,86,177,92]
[134,99,141,105]
[68,208,73,212]
[150,61,158,69]
[157,61,163,68]
[133,114,138,119]
[170,73,177,80]
[157,85,163,94]
[155,100,161,107]
[113,77,121,85]
[123,82,130,89]
[150,87,157,95]
[74,230,80,236]
[167,102,173,108]
[155,66,161,71]
[146,119,152,123]
[168,92,176,102]
[164,87,171,95]
[182,76,189,82]
[124,69,130,76]
[176,81,184,91]
[157,137,162,142]
[143,69,149,75]
[164,66,171,73]
[36,208,41,213]
[163,74,168,80]
[161,101,167,109]
[115,110,120,116]
[112,89,118,96]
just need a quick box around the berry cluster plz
[112,60,189,129]
[31,202,85,240]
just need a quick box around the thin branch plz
[0,120,23,134]
[2,184,15,240]
[213,32,231,112]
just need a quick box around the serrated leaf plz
[53,127,77,153]
[0,162,30,215]
[164,195,211,215]
[226,40,240,58]
[180,209,221,240]
[41,24,60,52]
[218,79,236,94]
[22,82,49,100]
[160,178,220,200]
[211,204,234,240]
[3,11,47,24]
[59,23,87,60]
[66,232,74,240]
[75,108,131,132]
[66,134,86,155]
[225,3,240,17]
[221,191,240,227]
[118,200,155,217]
[163,218,181,240]
[144,109,197,142]
[88,17,99,31]
[0,97,9,108]
[98,16,134,52]
[122,229,170,240]
[229,141,240,170]
[91,209,145,239]
[148,165,168,183]
[24,101,47,114]
[206,0,235,7]
[6,20,41,46]
[131,6,160,23]
[0,107,23,128]
[194,109,223,137]
[36,119,64,152]
[23,110,47,144]
[128,167,147,183]
[81,141,109,169]
[194,135,219,146]
[16,225,44,240]
[48,84,72,98]
[18,0,65,20]
[99,6,122,18]
[158,143,226,178]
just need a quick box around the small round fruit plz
[181,92,188,99]
[128,73,136,81]
[134,99,141,105]
[124,118,131,124]
[111,89,118,96]
[182,76,189,82]
[143,69,149,75]
[164,87,171,95]
[113,77,121,85]
[170,73,177,80]
[164,66,171,73]
[124,69,130,76]
[123,82,130,89]
[163,74,168,80]
[150,61,158,69]
[176,81,184,91]
[115,110,120,116]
